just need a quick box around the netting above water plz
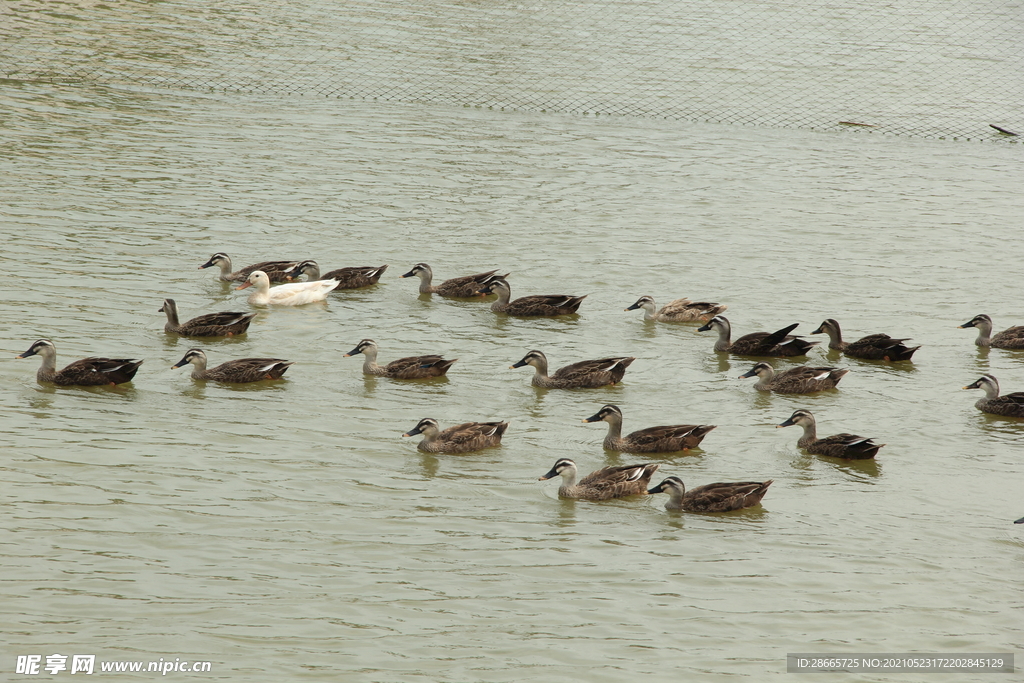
[1,0,1021,141]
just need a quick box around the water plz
[3,13,1024,683]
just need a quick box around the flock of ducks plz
[16,252,1024,513]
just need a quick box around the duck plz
[958,314,1024,349]
[647,476,772,512]
[402,418,509,453]
[235,270,340,305]
[739,362,848,393]
[697,316,818,357]
[344,339,456,379]
[159,298,256,337]
[538,458,659,501]
[962,375,1024,417]
[17,339,142,386]
[582,404,716,452]
[776,409,884,459]
[172,348,292,382]
[811,318,920,360]
[479,278,586,316]
[625,295,727,323]
[511,350,635,388]
[400,263,508,297]
[199,252,298,282]
[283,260,388,289]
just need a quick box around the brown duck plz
[511,350,634,388]
[283,260,388,289]
[647,476,772,512]
[481,278,585,316]
[400,263,508,297]
[160,299,256,337]
[17,339,142,386]
[697,316,817,357]
[582,404,716,452]
[345,339,456,379]
[402,418,509,453]
[776,409,884,459]
[811,318,919,360]
[539,458,659,501]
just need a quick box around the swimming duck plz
[199,252,298,282]
[958,314,1024,349]
[17,339,142,386]
[159,299,256,337]
[236,270,340,305]
[402,418,509,453]
[776,409,884,459]
[538,458,659,501]
[400,263,508,297]
[511,350,634,388]
[962,375,1024,417]
[283,260,388,289]
[480,278,586,316]
[697,316,818,357]
[345,339,456,379]
[172,348,292,382]
[811,318,920,360]
[582,404,716,452]
[739,362,848,393]
[625,295,727,323]
[647,476,772,512]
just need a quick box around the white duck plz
[236,270,340,305]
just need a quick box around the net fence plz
[1,0,1021,141]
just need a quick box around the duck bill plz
[646,483,665,494]
[538,468,559,481]
[510,359,528,368]
[696,322,713,332]
[198,259,216,269]
[16,349,36,359]
[962,381,980,390]
[235,281,253,290]
[738,369,757,379]
[957,320,976,328]
[402,427,421,437]
[582,413,602,423]
[343,348,361,357]
[776,418,796,428]
[624,302,641,311]
[399,270,416,278]
[809,325,824,335]
[171,355,190,369]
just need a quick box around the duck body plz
[402,418,509,453]
[172,348,292,382]
[199,252,297,282]
[284,260,388,289]
[963,375,1024,417]
[625,295,727,323]
[697,316,817,357]
[583,404,716,452]
[511,350,634,388]
[811,318,919,360]
[17,339,142,386]
[740,362,848,393]
[345,339,456,379]
[159,299,256,337]
[482,278,585,316]
[959,314,1024,349]
[539,458,659,501]
[236,270,340,305]
[401,263,508,297]
[777,409,883,459]
[648,476,772,512]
